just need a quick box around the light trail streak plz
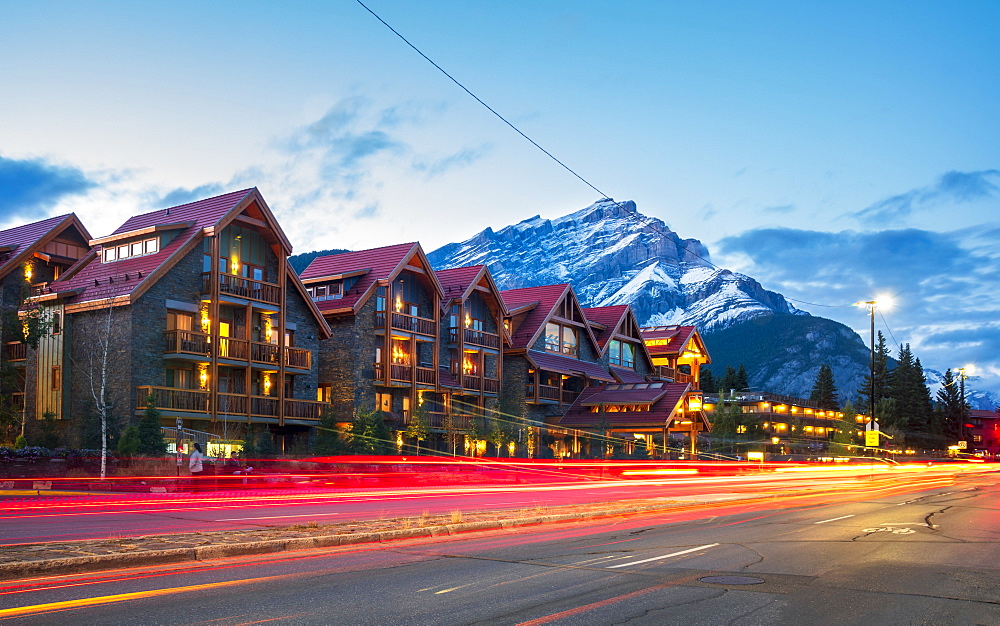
[0,574,288,619]
[607,543,719,568]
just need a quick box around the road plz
[2,467,998,624]
[0,464,969,544]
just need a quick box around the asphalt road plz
[2,470,998,624]
[0,466,954,544]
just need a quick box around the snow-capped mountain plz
[429,199,802,332]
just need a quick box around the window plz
[103,237,158,263]
[51,312,61,335]
[317,384,332,403]
[608,340,636,367]
[376,393,392,413]
[391,338,411,365]
[167,310,194,331]
[545,323,578,357]
[51,366,61,391]
[308,282,343,302]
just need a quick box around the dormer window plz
[608,339,636,368]
[103,237,158,263]
[545,322,578,357]
[307,281,343,301]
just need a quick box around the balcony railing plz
[464,328,500,349]
[652,366,693,385]
[285,347,311,369]
[251,342,280,365]
[462,375,500,394]
[390,312,436,336]
[164,330,210,356]
[383,362,437,386]
[203,272,281,306]
[5,341,26,362]
[139,386,327,421]
[529,384,578,405]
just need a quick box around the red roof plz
[559,382,692,428]
[640,325,699,357]
[436,265,486,300]
[525,349,615,382]
[582,305,629,351]
[500,284,571,349]
[0,214,90,281]
[52,189,256,304]
[610,365,646,383]
[301,242,444,314]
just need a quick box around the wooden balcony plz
[463,328,500,349]
[203,272,281,306]
[462,375,500,395]
[162,332,310,369]
[5,341,26,362]
[380,362,436,386]
[652,366,694,385]
[528,384,579,405]
[138,386,327,421]
[390,312,436,336]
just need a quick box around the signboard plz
[175,418,183,466]
[957,441,968,449]
[746,451,765,462]
[865,430,880,447]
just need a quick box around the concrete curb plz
[0,495,776,581]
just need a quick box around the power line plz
[357,1,859,313]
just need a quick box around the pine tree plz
[136,396,167,456]
[735,364,750,393]
[830,401,858,455]
[857,331,892,416]
[314,406,346,456]
[809,364,839,410]
[719,366,739,395]
[699,366,717,393]
[935,368,965,443]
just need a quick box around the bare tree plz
[71,295,130,479]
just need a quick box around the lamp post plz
[957,365,973,446]
[857,300,877,430]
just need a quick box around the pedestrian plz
[189,442,205,491]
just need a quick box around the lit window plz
[103,238,158,263]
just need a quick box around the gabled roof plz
[300,242,443,315]
[500,284,601,355]
[582,305,629,351]
[525,350,615,383]
[640,324,710,363]
[0,213,91,281]
[52,189,258,308]
[559,382,706,430]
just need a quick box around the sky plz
[1,1,998,395]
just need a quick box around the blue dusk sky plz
[1,1,998,394]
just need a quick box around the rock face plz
[426,198,871,400]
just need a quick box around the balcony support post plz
[209,234,221,421]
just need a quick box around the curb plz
[0,495,777,581]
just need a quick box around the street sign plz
[865,430,880,447]
[957,441,968,449]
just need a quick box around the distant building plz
[968,409,1000,458]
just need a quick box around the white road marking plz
[435,584,473,594]
[607,543,719,568]
[814,514,854,524]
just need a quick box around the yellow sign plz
[747,451,765,462]
[646,339,671,347]
[865,430,880,447]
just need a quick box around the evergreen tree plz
[809,364,839,410]
[830,401,858,455]
[888,345,935,443]
[405,404,430,454]
[314,406,346,455]
[136,396,167,456]
[719,366,739,395]
[699,366,717,393]
[256,428,277,458]
[935,368,965,443]
[117,425,140,459]
[735,364,750,393]
[857,331,892,417]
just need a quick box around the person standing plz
[189,443,205,491]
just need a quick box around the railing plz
[530,383,577,404]
[482,378,500,394]
[374,311,386,329]
[285,347,311,369]
[416,366,435,385]
[284,398,327,420]
[251,395,279,418]
[203,272,281,306]
[464,328,500,349]
[137,386,210,413]
[652,366,693,385]
[218,337,250,360]
[217,392,250,416]
[462,376,499,394]
[163,330,210,356]
[5,341,26,362]
[537,384,561,402]
[425,411,471,431]
[251,342,280,365]
[391,312,436,336]
[390,363,411,381]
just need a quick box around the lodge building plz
[1,187,728,457]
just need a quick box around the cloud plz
[717,225,1000,393]
[279,98,405,169]
[411,145,491,179]
[851,169,1000,225]
[0,154,95,221]
[156,183,226,208]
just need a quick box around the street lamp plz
[856,297,892,430]
[957,365,974,445]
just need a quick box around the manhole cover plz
[699,576,764,585]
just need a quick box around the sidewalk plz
[0,493,759,581]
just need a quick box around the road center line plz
[814,514,855,524]
[607,543,719,568]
